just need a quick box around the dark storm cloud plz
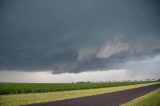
[0,0,160,73]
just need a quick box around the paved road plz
[23,84,160,106]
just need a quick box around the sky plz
[0,0,160,82]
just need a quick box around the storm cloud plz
[0,0,160,73]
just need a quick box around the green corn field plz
[0,81,156,95]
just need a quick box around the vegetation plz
[0,81,156,95]
[0,82,159,106]
[121,88,160,106]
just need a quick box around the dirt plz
[23,83,160,106]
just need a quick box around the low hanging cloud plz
[96,39,129,59]
[0,0,160,74]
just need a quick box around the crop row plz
[0,81,156,95]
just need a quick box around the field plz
[0,82,159,106]
[121,88,160,106]
[0,81,156,95]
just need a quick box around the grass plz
[121,88,160,106]
[0,82,159,106]
[0,81,156,95]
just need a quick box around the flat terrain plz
[0,81,153,95]
[0,82,159,106]
[23,84,160,106]
[122,88,160,106]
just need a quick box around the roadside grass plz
[121,88,160,106]
[0,82,159,106]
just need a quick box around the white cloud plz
[0,68,155,83]
[96,41,129,59]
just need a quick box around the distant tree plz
[157,79,160,82]
[151,79,155,81]
[145,79,151,81]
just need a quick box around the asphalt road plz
[23,84,160,106]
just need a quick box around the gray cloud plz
[0,0,160,73]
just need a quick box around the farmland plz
[0,81,157,95]
[0,82,159,106]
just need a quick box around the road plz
[23,84,160,106]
